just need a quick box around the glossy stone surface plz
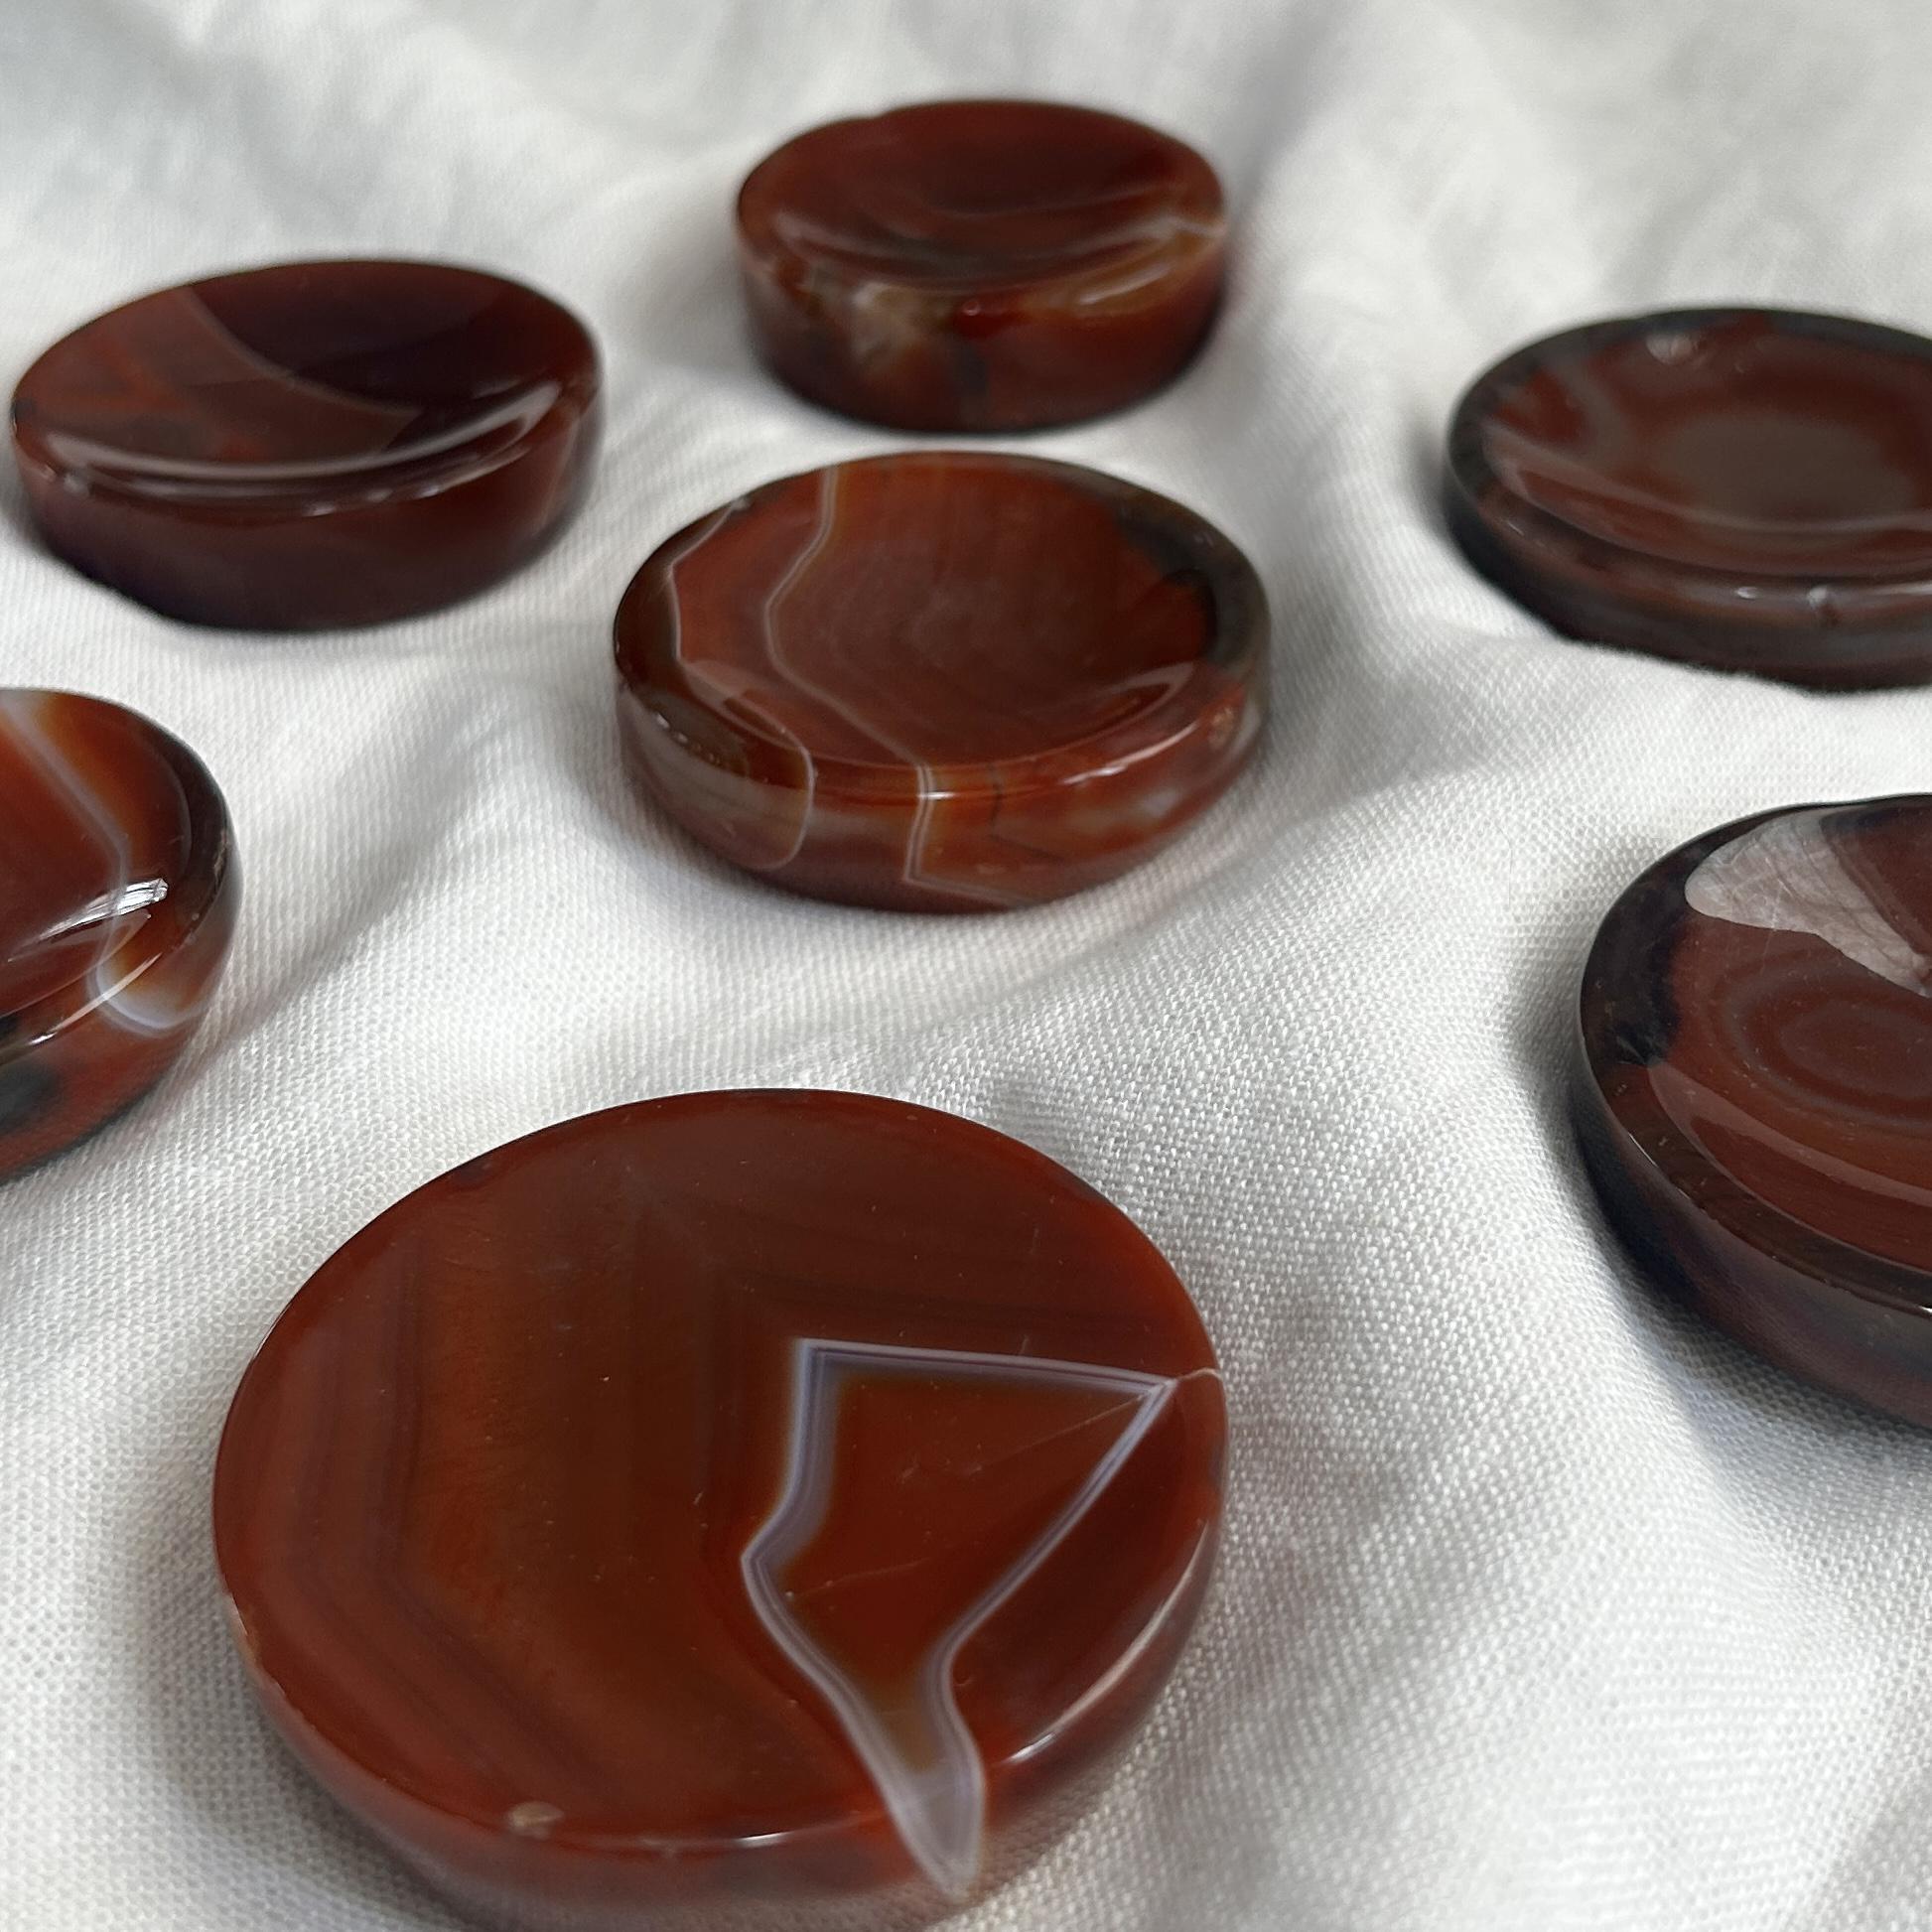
[213,1090,1223,1932]
[615,452,1266,911]
[1576,797,1932,1422]
[737,100,1224,431]
[12,261,600,629]
[1,690,237,1178]
[1448,309,1932,687]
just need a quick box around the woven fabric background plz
[5,1,1932,1926]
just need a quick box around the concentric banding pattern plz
[1575,796,1932,1420]
[615,451,1267,912]
[1447,309,1932,686]
[213,1091,1224,1932]
[0,689,237,1178]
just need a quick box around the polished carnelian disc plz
[1448,309,1932,687]
[737,100,1225,431]
[1576,797,1932,1421]
[11,260,601,628]
[1,690,238,1178]
[615,452,1267,911]
[213,1091,1224,1932]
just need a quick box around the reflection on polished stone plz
[1,689,237,1178]
[214,1090,1224,1931]
[1449,309,1932,686]
[615,451,1267,910]
[1576,796,1932,1420]
[12,260,601,628]
[739,100,1224,431]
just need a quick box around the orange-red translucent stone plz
[0,689,237,1178]
[213,1090,1224,1931]
[738,100,1225,431]
[615,451,1267,911]
[11,260,601,629]
[1576,796,1932,1421]
[1449,308,1932,687]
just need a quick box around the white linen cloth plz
[5,0,1932,1925]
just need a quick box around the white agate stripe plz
[741,1336,1183,1901]
[0,693,196,1037]
[89,946,204,1038]
[749,468,937,879]
[671,466,995,898]
[748,467,1029,905]
[660,461,1214,905]
[0,692,132,918]
[661,502,819,870]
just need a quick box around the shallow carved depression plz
[0,689,237,1179]
[1575,796,1932,1422]
[615,451,1268,912]
[737,99,1225,431]
[212,1091,1225,1932]
[11,259,601,628]
[1447,309,1932,685]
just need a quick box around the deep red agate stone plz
[11,261,600,629]
[737,100,1225,431]
[213,1090,1224,1932]
[1576,797,1932,1422]
[615,452,1267,912]
[1448,309,1932,687]
[0,689,237,1178]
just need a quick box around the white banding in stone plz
[0,693,199,1038]
[740,1336,1182,1902]
[661,503,819,870]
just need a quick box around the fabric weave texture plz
[4,2,1931,1927]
